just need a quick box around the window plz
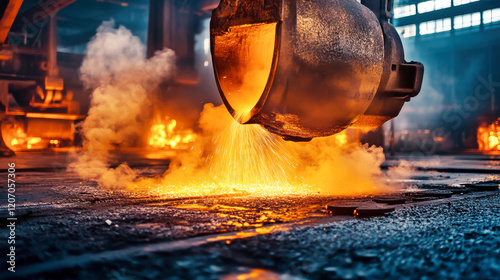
[394,5,417,18]
[417,0,451,14]
[396,24,417,38]
[420,21,436,35]
[435,0,452,10]
[453,0,480,6]
[454,12,481,29]
[483,8,500,24]
[436,18,452,32]
[419,18,451,35]
[472,12,482,26]
[418,1,435,13]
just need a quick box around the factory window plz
[420,21,436,35]
[454,12,481,29]
[417,0,451,14]
[419,18,451,35]
[483,8,500,24]
[396,24,417,38]
[394,5,417,18]
[436,18,452,32]
[435,0,452,10]
[418,1,435,13]
[453,0,480,6]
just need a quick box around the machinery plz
[0,0,424,155]
[0,0,221,156]
[211,0,424,141]
[0,0,83,156]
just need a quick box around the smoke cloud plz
[287,137,389,195]
[71,21,176,187]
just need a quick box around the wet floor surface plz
[51,193,499,280]
[0,152,499,279]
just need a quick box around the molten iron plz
[211,0,423,141]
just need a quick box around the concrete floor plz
[0,151,499,279]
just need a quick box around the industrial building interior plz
[0,0,499,279]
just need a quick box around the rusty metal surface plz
[211,0,424,141]
[0,0,23,44]
[212,0,384,140]
[10,0,76,32]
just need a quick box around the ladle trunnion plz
[210,0,423,141]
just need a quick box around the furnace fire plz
[148,118,196,150]
[478,118,500,152]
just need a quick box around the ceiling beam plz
[0,0,24,43]
[11,0,76,32]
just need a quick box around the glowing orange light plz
[333,130,348,146]
[214,22,277,122]
[433,136,444,143]
[8,133,43,151]
[26,138,42,149]
[148,118,196,149]
[132,104,389,198]
[478,118,500,152]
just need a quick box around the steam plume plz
[71,21,175,187]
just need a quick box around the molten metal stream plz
[214,23,277,122]
[208,110,296,187]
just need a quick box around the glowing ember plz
[478,118,500,152]
[9,137,43,150]
[208,110,297,188]
[2,123,47,151]
[148,118,196,149]
[27,137,42,149]
[333,130,348,146]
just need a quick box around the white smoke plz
[71,21,176,188]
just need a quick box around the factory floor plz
[0,152,499,279]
